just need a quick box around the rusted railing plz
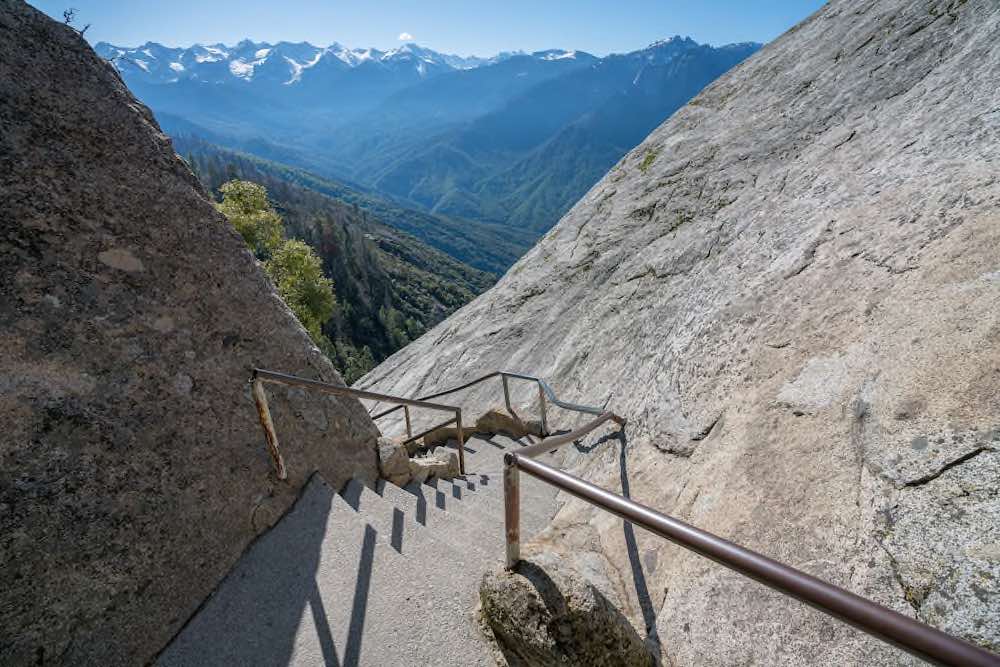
[250,368,466,475]
[503,437,1000,666]
[369,370,608,437]
[249,367,607,478]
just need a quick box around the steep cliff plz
[361,0,1000,663]
[0,2,379,664]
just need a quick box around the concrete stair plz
[157,433,562,666]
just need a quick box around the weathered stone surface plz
[475,407,544,438]
[362,0,1000,663]
[423,423,478,449]
[480,549,655,666]
[421,406,542,449]
[0,3,379,665]
[410,449,461,483]
[378,437,412,486]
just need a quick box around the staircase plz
[157,433,564,666]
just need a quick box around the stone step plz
[339,478,405,545]
[376,477,482,530]
[423,474,559,540]
[343,478,499,563]
[160,426,569,667]
[423,474,489,501]
[431,434,536,475]
[404,468,554,529]
[159,475,496,667]
[394,479,516,554]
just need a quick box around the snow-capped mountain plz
[93,39,563,85]
[96,34,759,240]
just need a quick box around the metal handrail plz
[368,370,609,434]
[248,367,614,479]
[516,411,624,457]
[503,371,608,416]
[502,451,1000,666]
[249,368,466,475]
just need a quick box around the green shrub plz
[216,180,283,256]
[265,240,336,343]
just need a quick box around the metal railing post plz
[403,405,413,440]
[455,408,466,475]
[503,454,520,569]
[250,377,287,480]
[537,382,548,435]
[502,374,513,415]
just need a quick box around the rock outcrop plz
[378,437,413,485]
[0,3,379,664]
[361,0,1000,663]
[480,549,655,667]
[409,448,462,483]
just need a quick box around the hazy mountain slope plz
[360,0,1000,663]
[178,139,494,378]
[322,51,598,145]
[94,40,480,135]
[475,41,762,232]
[99,36,759,243]
[344,38,761,231]
[96,40,586,143]
[0,3,380,664]
[171,135,534,274]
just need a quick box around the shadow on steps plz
[157,475,375,667]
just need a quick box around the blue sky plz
[31,1,826,55]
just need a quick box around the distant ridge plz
[101,34,758,245]
[94,39,586,84]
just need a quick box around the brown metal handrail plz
[368,370,610,436]
[516,411,624,457]
[249,367,611,479]
[249,368,466,476]
[502,448,1000,666]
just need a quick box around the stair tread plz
[343,478,499,560]
[421,476,556,524]
[434,433,560,469]
[158,476,496,667]
[398,471,556,526]
[159,431,565,667]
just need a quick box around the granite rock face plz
[0,3,379,664]
[480,549,655,667]
[362,0,1000,663]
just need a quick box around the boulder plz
[422,423,477,449]
[475,407,544,438]
[409,449,461,483]
[421,407,543,450]
[378,437,411,486]
[480,549,655,666]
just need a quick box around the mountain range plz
[97,39,567,85]
[96,36,760,252]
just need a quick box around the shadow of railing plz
[617,433,663,655]
[574,429,662,652]
[156,476,377,667]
